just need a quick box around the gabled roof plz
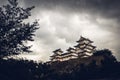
[87,45,96,48]
[74,44,86,48]
[86,39,93,43]
[76,36,93,43]
[53,48,63,53]
[66,47,75,51]
[74,44,81,48]
[60,53,77,58]
[61,52,71,56]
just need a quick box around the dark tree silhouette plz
[93,49,117,63]
[0,0,39,58]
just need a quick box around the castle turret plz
[74,36,96,58]
[50,48,63,61]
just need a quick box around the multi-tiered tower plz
[74,36,96,58]
[50,49,63,61]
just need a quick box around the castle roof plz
[74,44,86,48]
[87,44,96,48]
[60,53,77,58]
[53,48,63,53]
[66,47,75,51]
[76,36,93,43]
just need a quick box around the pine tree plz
[0,0,39,58]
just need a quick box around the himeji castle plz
[50,36,96,62]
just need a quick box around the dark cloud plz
[22,0,120,17]
[1,0,120,19]
[0,0,120,61]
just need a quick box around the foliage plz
[0,0,39,58]
[0,58,50,80]
[0,49,120,80]
[93,49,112,56]
[93,49,117,63]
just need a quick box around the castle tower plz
[50,48,63,61]
[74,36,96,58]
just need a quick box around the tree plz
[93,49,117,63]
[0,0,39,58]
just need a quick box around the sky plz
[0,0,120,62]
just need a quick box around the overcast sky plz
[0,0,120,61]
